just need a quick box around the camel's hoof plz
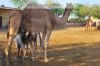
[44,58,49,63]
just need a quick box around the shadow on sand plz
[1,42,100,66]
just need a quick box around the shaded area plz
[1,27,100,66]
[1,42,100,66]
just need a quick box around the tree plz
[52,2,61,8]
[47,0,53,7]
[51,8,64,17]
[91,5,100,18]
[46,0,63,17]
[46,0,61,8]
[72,4,84,22]
[10,0,37,8]
[51,2,63,16]
[79,5,90,17]
[72,4,90,22]
[70,3,100,22]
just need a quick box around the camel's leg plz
[5,23,19,56]
[85,25,87,31]
[87,25,89,31]
[45,31,52,47]
[17,44,21,58]
[38,33,41,47]
[88,23,90,31]
[88,24,91,31]
[24,42,29,57]
[5,35,14,66]
[5,35,14,56]
[44,30,52,63]
[29,42,35,60]
[33,33,37,49]
[90,23,92,30]
[26,42,28,50]
[22,46,26,60]
[40,32,46,49]
[89,26,91,31]
[85,25,88,31]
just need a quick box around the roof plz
[0,6,21,11]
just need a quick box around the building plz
[0,4,50,29]
[0,6,20,29]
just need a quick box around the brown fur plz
[85,16,93,31]
[5,3,73,62]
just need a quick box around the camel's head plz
[66,3,73,10]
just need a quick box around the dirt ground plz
[1,27,100,66]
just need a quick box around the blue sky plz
[0,0,100,8]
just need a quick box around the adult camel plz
[85,16,93,31]
[5,3,73,63]
[6,11,42,62]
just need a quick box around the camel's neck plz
[57,9,72,24]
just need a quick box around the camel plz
[5,3,73,63]
[7,16,41,61]
[85,16,93,31]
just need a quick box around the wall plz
[0,9,10,29]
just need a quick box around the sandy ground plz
[1,27,100,66]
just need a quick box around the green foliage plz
[46,0,61,8]
[52,2,61,8]
[91,5,100,18]
[79,5,90,17]
[10,0,27,8]
[69,18,87,22]
[47,0,52,7]
[10,0,37,8]
[51,8,64,16]
[72,3,100,22]
[47,0,63,17]
[72,4,84,22]
[11,0,100,21]
[73,4,84,17]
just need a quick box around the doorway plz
[0,16,2,28]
